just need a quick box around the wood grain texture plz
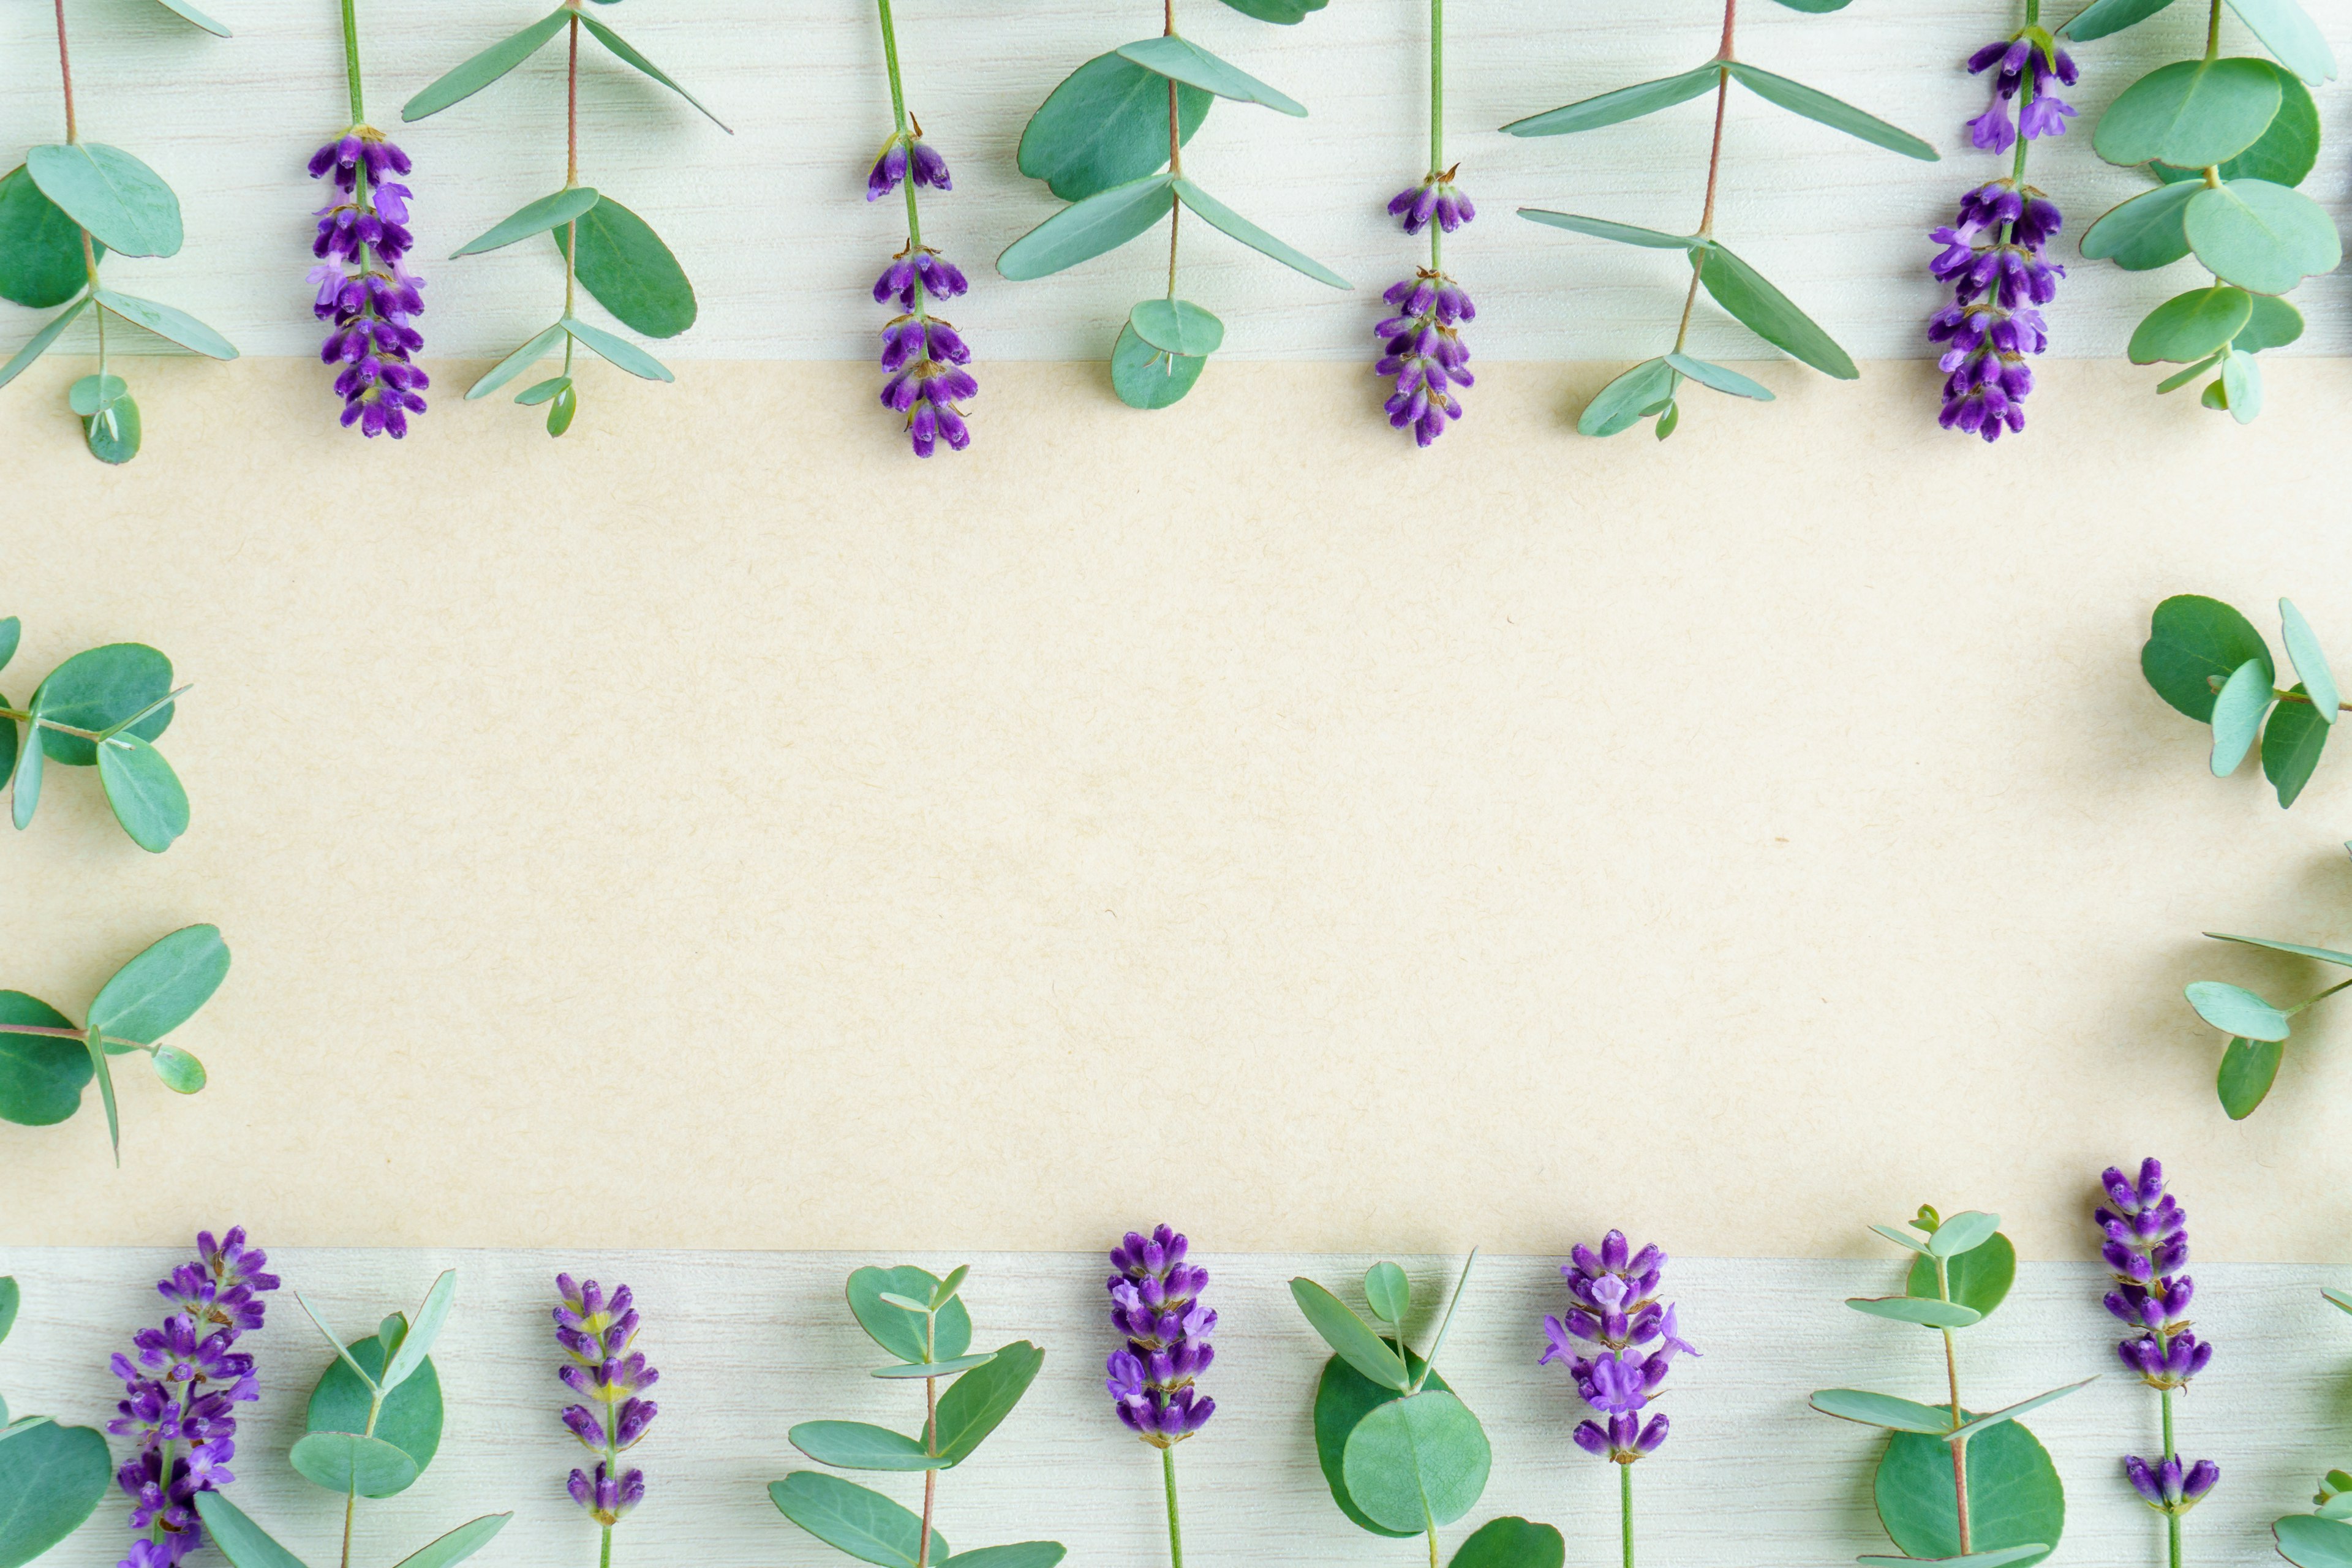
[1,1248,2344,1568]
[0,0,2345,363]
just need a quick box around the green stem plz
[601,1524,614,1568]
[1672,0,1735,354]
[1164,0,1181,300]
[2204,0,2221,59]
[2290,976,2352,1016]
[340,0,365,123]
[1161,1446,1184,1568]
[564,12,579,322]
[1620,1460,1634,1568]
[916,1313,939,1568]
[53,0,77,142]
[1935,1257,1973,1556]
[1428,0,1443,272]
[1996,0,2037,248]
[1425,1519,1440,1568]
[2162,1387,2181,1568]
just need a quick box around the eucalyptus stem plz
[564,10,580,320]
[1164,0,1182,300]
[916,1311,940,1568]
[2290,976,2352,1016]
[341,0,365,123]
[1162,1447,1185,1568]
[1620,1461,1635,1568]
[1425,1521,1440,1568]
[54,0,77,142]
[1670,0,1735,351]
[2204,0,2220,60]
[1935,1256,1973,1556]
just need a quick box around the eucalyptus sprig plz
[0,1276,113,1568]
[2271,1292,2352,1568]
[2,619,194,851]
[0,924,230,1163]
[2182,903,2352,1120]
[2066,0,2339,421]
[0,0,239,464]
[1812,1208,2089,1568]
[195,1272,514,1568]
[2141,595,2341,809]
[1506,0,1937,438]
[771,1264,1063,1568]
[1000,0,1349,409]
[1292,1254,1565,1568]
[404,1,731,435]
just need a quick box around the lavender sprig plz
[1104,1227,1215,1568]
[2100,1159,2216,1568]
[106,1229,279,1568]
[1374,0,1474,447]
[1929,5,2073,442]
[868,0,974,456]
[557,1275,659,1567]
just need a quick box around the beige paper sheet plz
[3,355,2348,1262]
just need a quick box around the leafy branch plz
[2140,594,2340,808]
[2,618,194,851]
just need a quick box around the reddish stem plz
[54,0,77,141]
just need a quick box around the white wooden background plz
[0,0,2347,364]
[1,1248,2346,1568]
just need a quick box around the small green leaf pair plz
[2185,928,2352,1118]
[1813,1209,2084,1568]
[200,1272,510,1568]
[0,1277,114,1568]
[1293,1255,1562,1568]
[1,622,194,851]
[2141,595,2340,807]
[772,1264,1062,1568]
[0,925,229,1163]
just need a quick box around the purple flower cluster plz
[306,130,428,438]
[2099,1159,2219,1517]
[1104,1226,1216,1447]
[1929,179,2062,442]
[2128,1455,2220,1512]
[556,1275,659,1531]
[1966,35,2079,153]
[1540,1231,1697,1464]
[867,129,951,202]
[867,133,975,458]
[1376,174,1476,447]
[107,1229,279,1568]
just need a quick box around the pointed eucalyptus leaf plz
[930,1267,970,1308]
[1578,358,1679,437]
[545,382,578,435]
[92,289,238,359]
[308,1333,442,1482]
[288,1431,420,1498]
[1653,398,1681,439]
[2210,657,2272,773]
[36,643,174,766]
[1170,178,1348,288]
[148,0,232,35]
[2225,0,2335,85]
[380,1271,456,1395]
[1291,1278,1411,1390]
[2186,979,2290,1040]
[1501,64,1719,137]
[1449,1517,1565,1568]
[1951,1379,2096,1438]
[0,993,89,1127]
[2080,182,2198,270]
[2326,1289,2352,1315]
[1696,243,1857,378]
[7,701,43,829]
[938,1547,1065,1568]
[192,1492,311,1568]
[1017,54,1209,202]
[1110,320,1207,409]
[789,1420,949,1471]
[451,187,600,257]
[848,1267,972,1363]
[1870,1223,1931,1254]
[0,1420,114,1568]
[387,1513,513,1568]
[25,144,181,258]
[1860,1551,2050,1568]
[2218,1034,2284,1118]
[88,925,228,1045]
[467,324,567,399]
[1809,1389,1955,1433]
[2185,180,2342,296]
[871,1352,995,1379]
[1926,1210,2000,1258]
[2130,287,2253,365]
[2154,69,2320,187]
[0,1278,15,1346]
[2061,0,2178,37]
[769,1471,949,1568]
[515,375,571,407]
[875,1291,930,1314]
[1363,1261,1411,1324]
[1877,1419,2064,1567]
[934,1341,1044,1464]
[403,9,573,121]
[1339,1389,1491,1532]
[1116,36,1304,114]
[2263,685,2328,804]
[1519,209,1698,248]
[84,1031,120,1161]
[1723,62,1937,158]
[0,298,88,391]
[2207,932,2352,968]
[0,620,17,675]
[96,734,188,853]
[2143,595,2271,720]
[0,167,101,309]
[2094,58,2282,169]
[2278,1516,2352,1568]
[576,13,731,131]
[294,1297,378,1392]
[1845,1297,1983,1329]
[1665,352,1773,399]
[562,317,673,382]
[2280,602,2339,722]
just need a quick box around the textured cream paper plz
[2,355,2348,1261]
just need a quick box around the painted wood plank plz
[0,0,2346,363]
[0,1248,2342,1567]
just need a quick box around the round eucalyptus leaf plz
[2278,1514,2352,1568]
[1906,1232,2016,1317]
[24,143,182,258]
[2154,67,2319,187]
[2236,293,2305,352]
[308,1334,443,1485]
[1314,1351,1447,1537]
[1129,298,1224,357]
[2186,980,2290,1041]
[554,196,696,339]
[1363,1262,1411,1325]
[0,165,100,309]
[1448,1517,1566,1568]
[0,1419,111,1568]
[0,992,89,1128]
[2080,183,2198,270]
[1017,53,1211,202]
[2185,179,2342,296]
[2127,286,2253,365]
[288,1431,420,1499]
[1340,1389,1491,1534]
[96,733,189,853]
[34,643,173,766]
[151,1044,205,1095]
[2220,347,2264,424]
[83,394,141,466]
[2143,595,2271,721]
[1110,322,1206,410]
[2093,58,2282,170]
[67,375,128,417]
[1875,1419,2062,1566]
[847,1267,972,1364]
[1654,398,1681,439]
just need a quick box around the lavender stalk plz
[2100,1160,2217,1568]
[1105,1226,1216,1568]
[556,1275,660,1568]
[868,0,975,456]
[1375,0,1474,445]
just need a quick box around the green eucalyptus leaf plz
[92,289,238,359]
[576,13,731,130]
[83,1030,119,1159]
[1907,1234,2016,1316]
[848,1267,973,1363]
[386,1513,512,1568]
[1449,1517,1565,1568]
[1339,1389,1491,1532]
[288,1431,420,1499]
[24,144,182,258]
[1000,173,1176,280]
[545,382,578,436]
[2062,0,2179,39]
[2080,182,2198,270]
[1695,243,1856,378]
[2184,180,2342,295]
[148,0,232,36]
[191,1491,310,1568]
[1210,0,1327,21]
[2154,68,2320,186]
[2210,656,2272,773]
[1313,1352,1449,1537]
[2143,595,2271,720]
[69,375,128,416]
[467,324,567,399]
[515,375,571,407]
[2263,685,2328,804]
[2186,979,2291,1040]
[2278,1515,2352,1568]
[788,1420,948,1471]
[2217,1034,2283,1118]
[1652,399,1680,439]
[452,187,600,257]
[1723,62,1937,158]
[1363,1262,1411,1325]
[0,1420,113,1568]
[938,1547,1065,1568]
[0,166,101,310]
[1770,0,1855,10]
[88,925,228,1045]
[1291,1279,1411,1391]
[1110,322,1207,409]
[1861,1551,2049,1568]
[1171,178,1348,287]
[1501,64,1721,137]
[2207,932,2352,967]
[2157,353,2223,394]
[871,1352,995,1379]
[0,1279,15,1347]
[403,9,573,121]
[1665,352,1773,400]
[0,298,89,391]
[83,394,141,466]
[562,317,673,382]
[1950,1379,2095,1438]
[1877,1419,2064,1567]
[1846,1297,1983,1329]
[380,1272,454,1396]
[554,197,698,338]
[929,1267,969,1308]
[2094,58,2282,169]
[769,1472,949,1568]
[0,620,18,675]
[2201,377,2231,412]
[1928,1210,2001,1258]
[1017,54,1208,202]
[1519,210,1700,248]
[307,1334,443,1483]
[0,993,89,1127]
[1129,299,1224,356]
[2225,0,2335,86]
[1870,1224,1931,1254]
[1811,1389,1957,1433]
[1578,358,1679,437]
[8,696,42,830]
[1115,36,1304,114]
[933,1341,1044,1464]
[2279,601,2339,722]
[2128,286,2253,364]
[151,1044,205,1094]
[2236,293,2305,352]
[95,734,187,852]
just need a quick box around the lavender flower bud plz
[1376,269,1473,447]
[1104,1225,1213,1449]
[306,127,426,438]
[556,1276,657,1533]
[1544,1232,1694,1464]
[2125,1453,2222,1513]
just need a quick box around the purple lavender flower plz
[1377,166,1475,447]
[556,1275,658,1540]
[1542,1231,1696,1463]
[2099,1159,2218,1523]
[1387,170,1476,237]
[1928,179,2062,442]
[873,247,974,457]
[108,1229,279,1568]
[2125,1455,2221,1511]
[1104,1226,1215,1446]
[1964,34,2078,151]
[306,129,428,438]
[868,126,952,202]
